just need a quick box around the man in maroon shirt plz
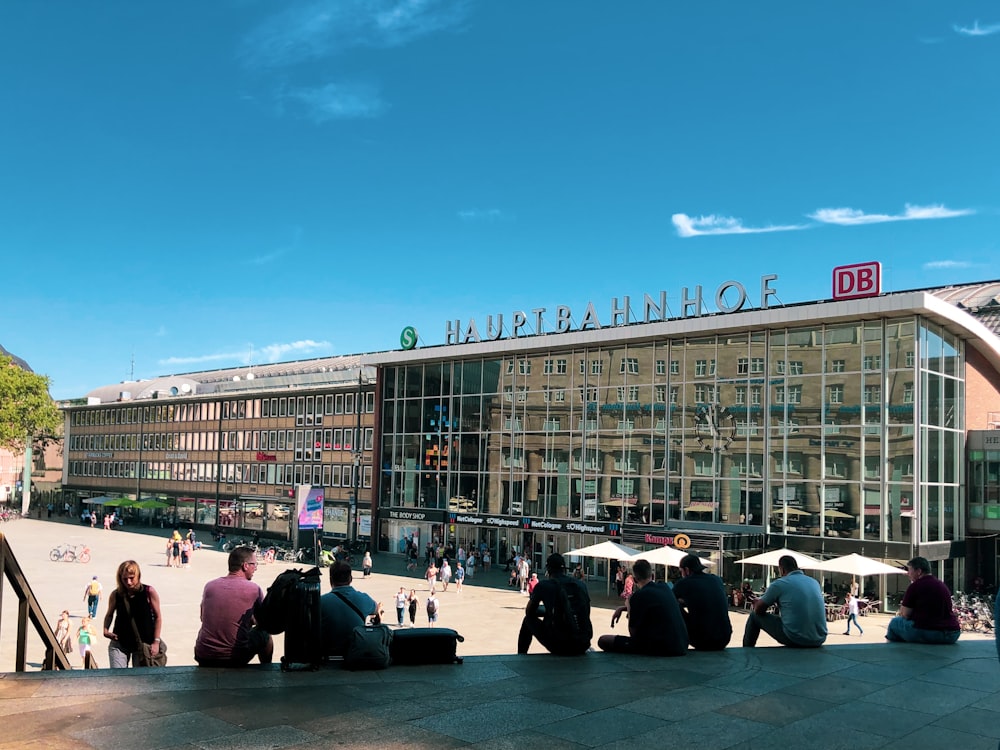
[195,546,274,666]
[885,556,960,645]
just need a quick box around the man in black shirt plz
[673,554,732,650]
[597,558,688,656]
[517,553,592,655]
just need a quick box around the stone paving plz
[1,518,998,749]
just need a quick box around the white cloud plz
[257,340,332,362]
[924,260,974,270]
[280,82,388,122]
[458,208,509,223]
[160,340,332,367]
[671,213,808,238]
[954,21,1000,36]
[810,204,974,226]
[241,0,472,69]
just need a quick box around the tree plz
[0,355,62,454]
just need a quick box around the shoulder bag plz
[121,587,167,667]
[333,591,392,670]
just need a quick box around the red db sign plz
[833,262,881,300]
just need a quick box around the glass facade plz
[378,316,965,551]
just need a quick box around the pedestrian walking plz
[84,575,102,618]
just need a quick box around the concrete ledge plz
[3,640,998,749]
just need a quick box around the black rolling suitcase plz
[390,627,465,665]
[280,567,323,671]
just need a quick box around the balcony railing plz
[0,532,72,671]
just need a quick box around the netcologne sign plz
[445,275,780,345]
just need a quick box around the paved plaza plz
[0,518,997,749]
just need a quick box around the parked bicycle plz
[49,543,90,563]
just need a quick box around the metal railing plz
[0,532,72,670]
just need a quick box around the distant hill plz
[0,345,32,372]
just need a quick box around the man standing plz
[83,576,102,619]
[194,546,273,667]
[673,554,732,650]
[517,553,592,656]
[743,555,827,648]
[598,558,688,656]
[885,557,960,645]
[320,561,381,657]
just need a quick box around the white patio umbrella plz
[564,540,643,596]
[737,547,822,588]
[634,546,714,568]
[811,553,906,608]
[737,547,821,569]
[811,553,906,577]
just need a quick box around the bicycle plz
[49,543,76,563]
[74,544,92,564]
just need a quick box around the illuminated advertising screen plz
[296,486,324,530]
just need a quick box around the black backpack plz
[255,566,321,635]
[551,578,583,638]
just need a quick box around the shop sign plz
[447,512,619,536]
[445,276,779,345]
[386,508,447,522]
[833,261,881,300]
[255,452,277,462]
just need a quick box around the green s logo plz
[400,326,418,350]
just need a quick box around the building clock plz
[694,403,737,452]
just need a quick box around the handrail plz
[0,532,72,670]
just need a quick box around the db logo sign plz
[833,262,881,300]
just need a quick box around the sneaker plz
[842,632,850,635]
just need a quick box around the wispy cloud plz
[954,21,1000,37]
[241,0,472,69]
[279,82,387,122]
[810,204,974,226]
[257,340,332,362]
[924,260,974,270]
[458,208,510,223]
[671,213,808,238]
[160,340,332,367]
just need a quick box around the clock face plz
[695,403,737,452]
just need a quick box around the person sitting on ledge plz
[194,546,273,667]
[598,557,688,656]
[743,555,826,648]
[673,554,732,651]
[517,553,592,656]
[885,556,960,645]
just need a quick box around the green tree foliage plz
[0,355,62,454]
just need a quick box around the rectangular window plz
[776,418,799,436]
[826,455,848,478]
[579,359,586,375]
[863,355,882,371]
[736,419,758,437]
[903,383,914,403]
[905,351,915,367]
[693,454,714,476]
[829,359,846,373]
[670,360,680,375]
[543,359,554,375]
[735,386,747,404]
[776,360,804,375]
[543,418,561,431]
[506,360,515,375]
[617,420,635,433]
[774,385,802,404]
[655,385,666,403]
[517,387,527,403]
[591,360,603,375]
[827,384,844,404]
[656,360,666,375]
[776,453,803,474]
[554,388,566,402]
[518,359,531,375]
[737,358,749,375]
[331,465,342,486]
[694,384,715,402]
[863,385,881,404]
[620,357,639,375]
[556,359,567,374]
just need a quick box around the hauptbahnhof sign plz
[445,275,780,345]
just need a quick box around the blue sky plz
[1,1,998,401]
